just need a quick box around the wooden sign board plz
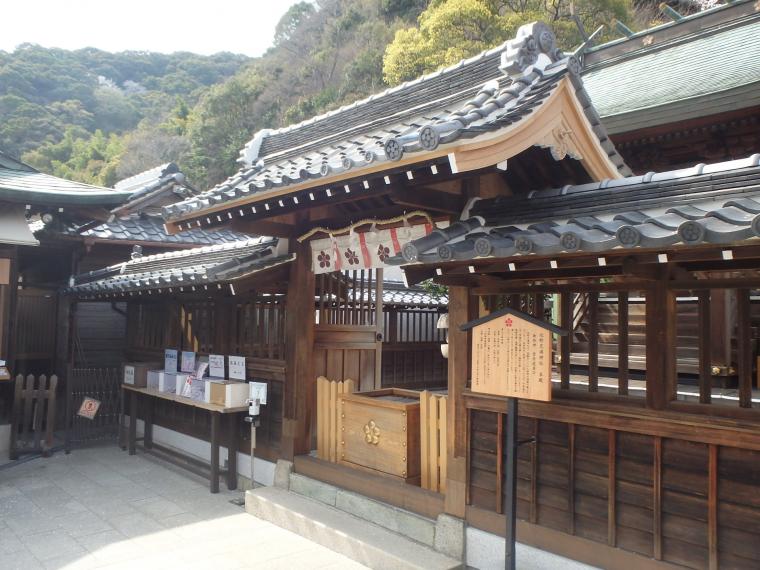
[463,308,566,402]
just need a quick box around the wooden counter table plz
[122,385,248,493]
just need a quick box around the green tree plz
[383,0,634,85]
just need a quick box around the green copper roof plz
[0,166,133,206]
[583,16,760,133]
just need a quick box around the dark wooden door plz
[314,268,383,392]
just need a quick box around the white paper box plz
[225,381,249,407]
[205,380,248,407]
[147,370,163,390]
[160,372,187,394]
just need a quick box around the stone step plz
[288,472,438,548]
[246,486,462,570]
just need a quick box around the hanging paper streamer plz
[310,223,432,274]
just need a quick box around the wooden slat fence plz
[420,390,447,493]
[316,376,355,462]
[9,374,58,458]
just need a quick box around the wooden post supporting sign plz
[461,307,567,570]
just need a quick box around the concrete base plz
[466,526,599,570]
[0,423,10,461]
[246,486,461,570]
[435,513,465,561]
[273,459,293,489]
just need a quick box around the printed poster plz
[209,354,225,378]
[164,349,178,373]
[180,351,196,373]
[229,356,246,380]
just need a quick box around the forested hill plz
[0,46,248,164]
[1,0,652,191]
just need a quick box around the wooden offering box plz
[339,388,420,484]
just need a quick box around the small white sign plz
[249,381,268,405]
[209,354,225,378]
[78,397,101,420]
[180,351,196,373]
[124,365,135,385]
[228,356,246,380]
[164,349,178,373]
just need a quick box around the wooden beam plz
[607,430,616,547]
[617,292,629,396]
[390,185,464,215]
[698,290,712,404]
[645,281,676,410]
[560,292,571,390]
[736,288,752,408]
[708,443,718,570]
[653,436,663,561]
[281,237,315,459]
[588,292,599,393]
[444,285,470,518]
[230,218,297,238]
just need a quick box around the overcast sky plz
[1,1,302,56]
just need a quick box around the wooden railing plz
[420,390,447,493]
[316,376,355,462]
[10,374,58,458]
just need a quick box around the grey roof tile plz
[67,237,288,296]
[399,156,760,265]
[163,23,630,224]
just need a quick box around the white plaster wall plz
[128,418,275,486]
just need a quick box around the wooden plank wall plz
[468,408,760,569]
[75,302,127,367]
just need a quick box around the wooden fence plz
[9,374,58,458]
[316,376,355,462]
[420,391,447,493]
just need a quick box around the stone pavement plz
[0,445,367,570]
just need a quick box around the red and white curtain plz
[310,223,433,274]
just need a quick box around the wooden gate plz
[314,269,383,392]
[64,367,122,451]
[9,374,58,458]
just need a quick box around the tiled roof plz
[163,22,630,223]
[0,164,132,206]
[583,7,760,132]
[395,155,760,264]
[67,237,292,296]
[111,163,196,216]
[382,283,447,307]
[71,214,246,246]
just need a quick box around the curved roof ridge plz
[237,36,518,165]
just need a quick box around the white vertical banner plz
[310,222,432,274]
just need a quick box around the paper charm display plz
[310,223,433,275]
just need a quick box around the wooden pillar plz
[710,289,734,376]
[281,239,315,460]
[559,293,571,390]
[444,285,470,517]
[645,283,676,410]
[736,289,752,408]
[698,290,712,404]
